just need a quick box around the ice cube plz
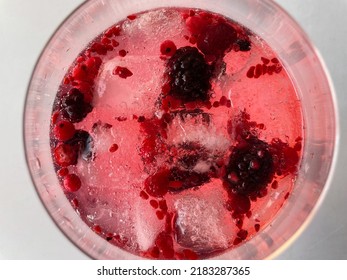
[94,55,164,117]
[173,180,235,253]
[166,112,230,153]
[134,199,165,251]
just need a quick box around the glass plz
[24,0,338,259]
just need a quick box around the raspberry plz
[53,120,75,141]
[53,143,78,167]
[63,173,82,192]
[60,88,93,123]
[224,137,274,195]
[197,22,237,56]
[165,46,211,102]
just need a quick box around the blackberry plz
[165,46,211,102]
[235,39,251,52]
[66,130,94,161]
[224,137,274,196]
[60,88,93,123]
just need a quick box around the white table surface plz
[0,0,346,259]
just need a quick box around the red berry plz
[127,14,137,20]
[105,26,121,37]
[109,144,119,153]
[155,231,174,259]
[247,66,255,78]
[90,42,107,55]
[158,200,168,212]
[63,173,81,192]
[53,143,78,167]
[261,57,270,65]
[183,249,198,260]
[119,49,127,57]
[71,198,79,208]
[144,168,170,197]
[101,37,111,45]
[111,40,119,47]
[219,96,227,106]
[185,14,209,36]
[57,167,69,177]
[237,229,248,240]
[156,210,165,220]
[254,224,260,232]
[226,193,251,214]
[113,66,133,79]
[213,101,220,108]
[148,246,160,258]
[92,225,102,234]
[140,190,149,200]
[233,237,242,246]
[53,120,75,141]
[197,22,237,56]
[150,200,159,209]
[160,40,177,56]
[254,64,262,78]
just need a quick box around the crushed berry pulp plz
[50,8,303,260]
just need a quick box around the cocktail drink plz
[50,8,302,259]
[24,0,337,260]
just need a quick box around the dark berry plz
[270,138,300,176]
[144,168,170,197]
[197,22,237,56]
[53,143,78,167]
[237,229,248,240]
[66,130,94,161]
[168,167,210,192]
[53,120,75,141]
[165,46,211,102]
[63,173,81,192]
[224,137,274,195]
[235,39,251,52]
[60,88,93,123]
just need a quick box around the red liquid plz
[50,8,303,259]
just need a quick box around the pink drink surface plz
[50,8,303,259]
